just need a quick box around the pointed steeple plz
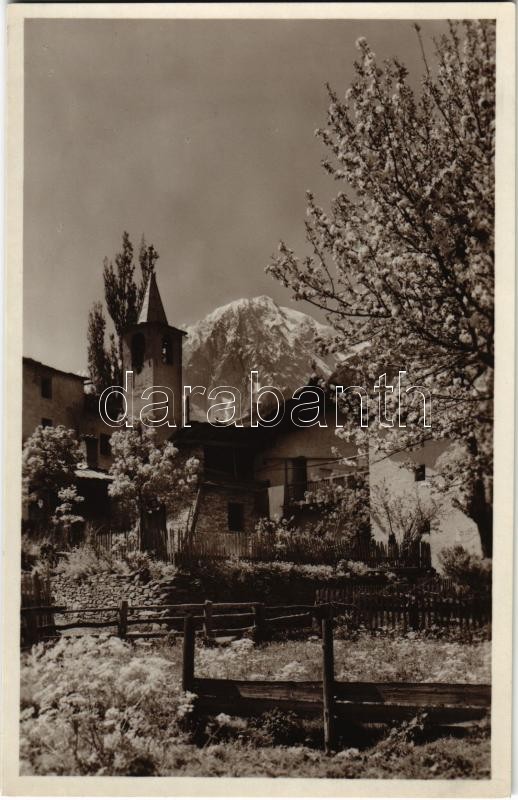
[138,271,168,325]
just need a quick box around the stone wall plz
[195,483,259,537]
[51,571,165,620]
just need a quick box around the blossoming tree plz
[108,424,199,552]
[267,22,495,556]
[22,424,84,530]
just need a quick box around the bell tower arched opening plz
[131,332,146,373]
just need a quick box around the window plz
[41,418,52,428]
[161,335,173,364]
[41,376,52,399]
[100,434,111,456]
[228,502,244,532]
[85,437,98,468]
[131,332,146,372]
[414,464,426,482]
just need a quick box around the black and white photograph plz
[2,2,515,794]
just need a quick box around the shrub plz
[54,544,114,580]
[438,546,492,592]
[20,635,195,775]
[21,534,57,573]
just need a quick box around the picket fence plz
[316,585,491,630]
[93,527,432,569]
[20,572,56,646]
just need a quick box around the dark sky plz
[24,18,447,373]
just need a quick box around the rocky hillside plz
[183,296,335,418]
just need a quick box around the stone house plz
[22,357,114,523]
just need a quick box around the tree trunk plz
[469,479,493,559]
[465,437,493,559]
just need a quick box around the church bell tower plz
[122,272,186,433]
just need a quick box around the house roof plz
[23,356,87,383]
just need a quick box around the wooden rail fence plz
[182,611,491,753]
[21,583,491,647]
[21,599,323,647]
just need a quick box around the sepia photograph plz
[2,2,515,795]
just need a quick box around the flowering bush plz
[20,636,195,775]
[438,546,492,593]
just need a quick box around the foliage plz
[438,545,492,592]
[87,232,159,392]
[252,518,352,565]
[87,302,118,395]
[192,629,490,684]
[154,731,490,778]
[371,480,439,559]
[20,635,195,776]
[20,633,490,777]
[22,425,84,524]
[53,537,178,582]
[252,473,371,564]
[51,486,85,538]
[267,21,495,556]
[301,472,371,541]
[21,534,57,573]
[54,544,115,579]
[108,423,199,525]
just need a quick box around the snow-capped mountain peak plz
[183,296,335,417]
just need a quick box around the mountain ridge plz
[183,295,335,419]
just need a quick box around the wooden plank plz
[46,606,117,614]
[211,626,254,636]
[210,612,254,624]
[334,682,490,707]
[193,678,322,703]
[126,615,191,626]
[335,703,489,724]
[52,620,118,631]
[268,613,313,629]
[264,605,317,615]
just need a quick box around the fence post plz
[182,614,195,693]
[26,608,39,647]
[252,602,265,644]
[409,596,419,631]
[321,605,336,754]
[118,600,128,639]
[203,600,213,642]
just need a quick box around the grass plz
[21,630,491,778]
[183,629,491,684]
[150,732,491,779]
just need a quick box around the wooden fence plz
[21,599,325,647]
[316,586,491,630]
[21,581,491,648]
[179,533,432,567]
[182,612,491,753]
[21,573,56,646]
[101,531,431,569]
